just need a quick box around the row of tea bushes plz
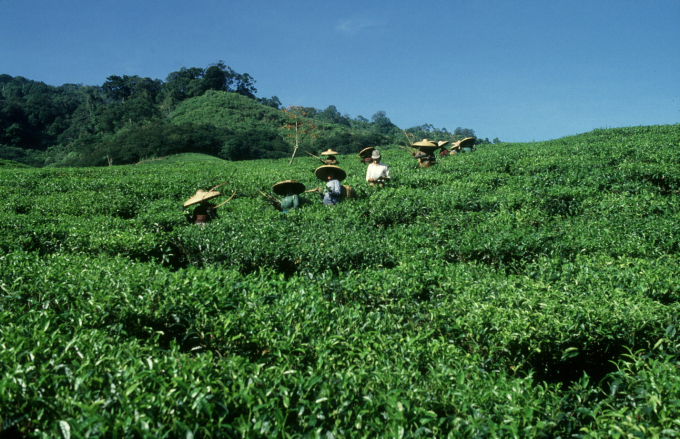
[1,176,678,275]
[1,250,679,436]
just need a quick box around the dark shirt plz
[190,203,217,224]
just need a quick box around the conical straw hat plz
[320,149,339,156]
[272,180,306,196]
[358,147,375,158]
[458,137,476,148]
[183,189,220,208]
[413,139,438,153]
[437,140,450,147]
[413,139,436,147]
[315,165,347,182]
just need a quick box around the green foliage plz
[1,68,487,168]
[0,157,30,168]
[59,122,231,166]
[3,118,679,433]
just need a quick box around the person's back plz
[280,194,299,212]
[323,178,342,205]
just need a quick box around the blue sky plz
[1,0,678,142]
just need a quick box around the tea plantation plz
[1,125,679,438]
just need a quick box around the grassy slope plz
[136,152,227,165]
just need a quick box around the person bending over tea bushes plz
[320,149,339,165]
[272,180,305,213]
[183,190,220,225]
[314,165,346,206]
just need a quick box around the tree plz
[454,127,476,138]
[316,105,350,127]
[257,96,282,109]
[281,106,318,164]
[371,111,398,135]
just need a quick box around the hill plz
[1,124,678,436]
[1,69,483,168]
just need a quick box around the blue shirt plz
[323,179,342,205]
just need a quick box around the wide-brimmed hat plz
[413,139,436,147]
[452,137,476,149]
[459,137,476,147]
[413,139,439,154]
[320,149,339,156]
[315,165,347,182]
[183,189,220,208]
[371,150,381,160]
[438,140,450,147]
[272,180,305,196]
[358,147,375,158]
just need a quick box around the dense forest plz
[0,61,493,167]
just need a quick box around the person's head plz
[371,150,381,163]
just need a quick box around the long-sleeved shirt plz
[323,179,342,205]
[366,162,390,181]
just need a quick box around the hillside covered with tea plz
[1,124,679,437]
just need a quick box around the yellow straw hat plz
[320,149,339,156]
[183,189,220,208]
[413,139,437,147]
[413,139,438,154]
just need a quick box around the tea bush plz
[1,124,680,437]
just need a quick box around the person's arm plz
[293,194,299,209]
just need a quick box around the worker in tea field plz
[315,165,346,206]
[359,147,375,164]
[184,189,220,225]
[365,150,390,187]
[413,139,438,168]
[320,149,339,165]
[438,140,450,157]
[451,137,476,154]
[272,180,305,213]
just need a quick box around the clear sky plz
[1,0,678,142]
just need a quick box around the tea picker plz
[183,182,236,225]
[267,180,306,213]
[365,149,390,187]
[450,137,476,154]
[437,140,450,157]
[319,149,339,165]
[358,147,375,164]
[314,165,351,205]
[412,139,439,168]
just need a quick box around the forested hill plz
[0,63,488,167]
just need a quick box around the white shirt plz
[366,162,390,181]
